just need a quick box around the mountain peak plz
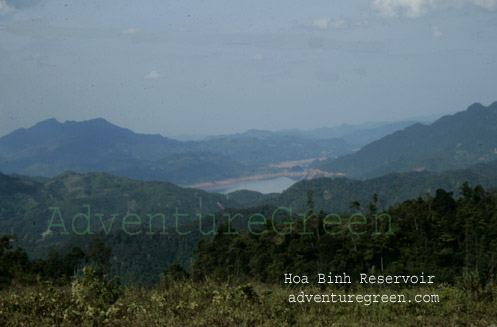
[63,117,113,126]
[35,118,61,127]
[86,117,111,124]
[466,102,485,113]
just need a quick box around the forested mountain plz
[60,204,280,284]
[335,120,420,147]
[195,183,497,286]
[192,131,349,166]
[202,118,427,150]
[3,181,497,295]
[2,157,497,283]
[262,159,497,213]
[0,167,282,283]
[5,158,497,252]
[0,118,351,184]
[317,102,497,178]
[0,171,240,256]
[0,112,445,186]
[0,118,249,184]
[110,151,250,185]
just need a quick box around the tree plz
[87,238,112,277]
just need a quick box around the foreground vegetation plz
[1,183,497,325]
[1,269,496,327]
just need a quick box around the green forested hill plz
[2,158,497,284]
[0,170,287,283]
[0,171,238,256]
[60,204,280,284]
[317,101,497,178]
[195,183,497,287]
[245,159,497,214]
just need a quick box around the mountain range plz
[0,118,353,185]
[0,112,447,186]
[317,101,497,178]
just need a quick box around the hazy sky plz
[0,0,496,138]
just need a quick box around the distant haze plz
[1,0,496,137]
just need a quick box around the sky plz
[0,0,496,138]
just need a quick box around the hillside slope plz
[317,101,497,178]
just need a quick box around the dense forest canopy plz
[2,183,496,288]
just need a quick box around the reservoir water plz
[204,176,301,194]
